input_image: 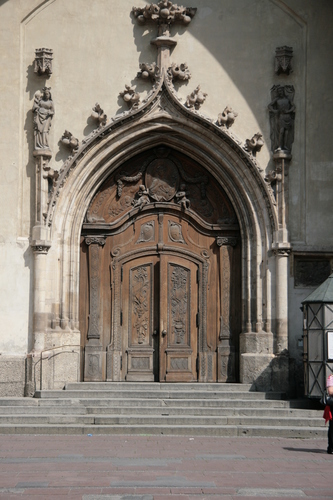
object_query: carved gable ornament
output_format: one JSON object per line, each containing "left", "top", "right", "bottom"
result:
{"left": 42, "top": 1, "right": 276, "bottom": 234}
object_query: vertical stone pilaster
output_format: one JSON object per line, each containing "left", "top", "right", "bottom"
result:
{"left": 216, "top": 237, "right": 237, "bottom": 382}
{"left": 84, "top": 236, "right": 106, "bottom": 381}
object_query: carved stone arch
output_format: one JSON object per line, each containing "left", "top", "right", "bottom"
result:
{"left": 32, "top": 87, "right": 287, "bottom": 389}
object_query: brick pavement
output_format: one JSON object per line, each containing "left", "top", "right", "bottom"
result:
{"left": 0, "top": 434, "right": 331, "bottom": 499}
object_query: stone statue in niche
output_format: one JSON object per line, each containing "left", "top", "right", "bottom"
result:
{"left": 133, "top": 185, "right": 150, "bottom": 209}
{"left": 185, "top": 85, "right": 207, "bottom": 110}
{"left": 268, "top": 85, "right": 295, "bottom": 153}
{"left": 32, "top": 87, "right": 54, "bottom": 150}
{"left": 175, "top": 183, "right": 190, "bottom": 209}
{"left": 216, "top": 106, "right": 238, "bottom": 129}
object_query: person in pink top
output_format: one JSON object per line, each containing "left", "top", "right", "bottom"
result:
{"left": 326, "top": 375, "right": 333, "bottom": 454}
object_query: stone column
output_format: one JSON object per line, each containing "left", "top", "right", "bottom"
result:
{"left": 217, "top": 237, "right": 236, "bottom": 382}
{"left": 84, "top": 236, "right": 106, "bottom": 381}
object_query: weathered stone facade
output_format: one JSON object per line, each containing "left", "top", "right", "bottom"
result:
{"left": 0, "top": 0, "right": 332, "bottom": 396}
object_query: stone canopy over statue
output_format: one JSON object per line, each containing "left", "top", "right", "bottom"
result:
{"left": 268, "top": 85, "right": 295, "bottom": 153}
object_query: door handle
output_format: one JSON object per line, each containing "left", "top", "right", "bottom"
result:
{"left": 162, "top": 329, "right": 167, "bottom": 337}
{"left": 153, "top": 329, "right": 158, "bottom": 336}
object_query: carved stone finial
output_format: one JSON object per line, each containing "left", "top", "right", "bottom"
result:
{"left": 132, "top": 1, "right": 197, "bottom": 30}
{"left": 185, "top": 85, "right": 207, "bottom": 110}
{"left": 34, "top": 48, "right": 53, "bottom": 77}
{"left": 245, "top": 133, "right": 264, "bottom": 156}
{"left": 137, "top": 62, "right": 160, "bottom": 82}
{"left": 275, "top": 46, "right": 293, "bottom": 75}
{"left": 167, "top": 62, "right": 191, "bottom": 81}
{"left": 32, "top": 87, "right": 54, "bottom": 152}
{"left": 268, "top": 85, "right": 295, "bottom": 153}
{"left": 216, "top": 106, "right": 238, "bottom": 129}
{"left": 91, "top": 103, "right": 107, "bottom": 126}
{"left": 61, "top": 130, "right": 79, "bottom": 151}
{"left": 119, "top": 85, "right": 141, "bottom": 108}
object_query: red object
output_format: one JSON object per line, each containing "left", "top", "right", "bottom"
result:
{"left": 323, "top": 405, "right": 332, "bottom": 424}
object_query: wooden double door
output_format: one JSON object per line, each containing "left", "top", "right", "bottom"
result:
{"left": 121, "top": 253, "right": 199, "bottom": 382}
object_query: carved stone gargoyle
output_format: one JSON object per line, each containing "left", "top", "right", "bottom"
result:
{"left": 216, "top": 106, "right": 238, "bottom": 129}
{"left": 61, "top": 130, "right": 79, "bottom": 152}
{"left": 185, "top": 85, "right": 207, "bottom": 110}
{"left": 91, "top": 103, "right": 107, "bottom": 126}
{"left": 245, "top": 133, "right": 264, "bottom": 156}
{"left": 119, "top": 85, "right": 141, "bottom": 108}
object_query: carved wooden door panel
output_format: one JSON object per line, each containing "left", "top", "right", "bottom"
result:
{"left": 121, "top": 255, "right": 159, "bottom": 382}
{"left": 159, "top": 254, "right": 198, "bottom": 382}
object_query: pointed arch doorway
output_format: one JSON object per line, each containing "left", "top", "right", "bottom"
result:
{"left": 79, "top": 146, "right": 241, "bottom": 383}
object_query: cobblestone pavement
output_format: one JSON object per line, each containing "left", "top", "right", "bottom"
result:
{"left": 0, "top": 434, "right": 331, "bottom": 499}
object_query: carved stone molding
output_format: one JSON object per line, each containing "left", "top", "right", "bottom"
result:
{"left": 245, "top": 133, "right": 264, "bottom": 156}
{"left": 119, "top": 85, "right": 140, "bottom": 109}
{"left": 216, "top": 237, "right": 237, "bottom": 247}
{"left": 216, "top": 106, "right": 238, "bottom": 129}
{"left": 61, "top": 130, "right": 79, "bottom": 152}
{"left": 185, "top": 85, "right": 207, "bottom": 110}
{"left": 268, "top": 85, "right": 295, "bottom": 153}
{"left": 34, "top": 48, "right": 53, "bottom": 77}
{"left": 275, "top": 46, "right": 293, "bottom": 75}
{"left": 31, "top": 242, "right": 51, "bottom": 254}
{"left": 91, "top": 103, "right": 107, "bottom": 126}
{"left": 273, "top": 248, "right": 291, "bottom": 257}
{"left": 85, "top": 236, "right": 106, "bottom": 247}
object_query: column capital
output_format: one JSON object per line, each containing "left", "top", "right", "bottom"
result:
{"left": 85, "top": 236, "right": 106, "bottom": 247}
{"left": 216, "top": 236, "right": 237, "bottom": 247}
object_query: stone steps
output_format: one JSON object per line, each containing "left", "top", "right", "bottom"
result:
{"left": 0, "top": 383, "right": 325, "bottom": 437}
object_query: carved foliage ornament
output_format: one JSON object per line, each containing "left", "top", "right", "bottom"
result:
{"left": 167, "top": 62, "right": 191, "bottom": 82}
{"left": 119, "top": 85, "right": 140, "bottom": 108}
{"left": 91, "top": 103, "right": 107, "bottom": 126}
{"left": 185, "top": 85, "right": 207, "bottom": 110}
{"left": 137, "top": 62, "right": 160, "bottom": 82}
{"left": 132, "top": 1, "right": 196, "bottom": 27}
{"left": 61, "top": 130, "right": 79, "bottom": 151}
{"left": 217, "top": 107, "right": 238, "bottom": 129}
{"left": 245, "top": 133, "right": 264, "bottom": 156}
{"left": 170, "top": 265, "right": 189, "bottom": 345}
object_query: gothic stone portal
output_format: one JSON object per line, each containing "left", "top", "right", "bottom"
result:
{"left": 79, "top": 147, "right": 241, "bottom": 382}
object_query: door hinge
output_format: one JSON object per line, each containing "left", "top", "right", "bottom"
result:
{"left": 196, "top": 312, "right": 199, "bottom": 327}
{"left": 120, "top": 311, "right": 123, "bottom": 325}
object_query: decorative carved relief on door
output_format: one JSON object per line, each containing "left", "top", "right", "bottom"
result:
{"left": 80, "top": 147, "right": 241, "bottom": 383}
